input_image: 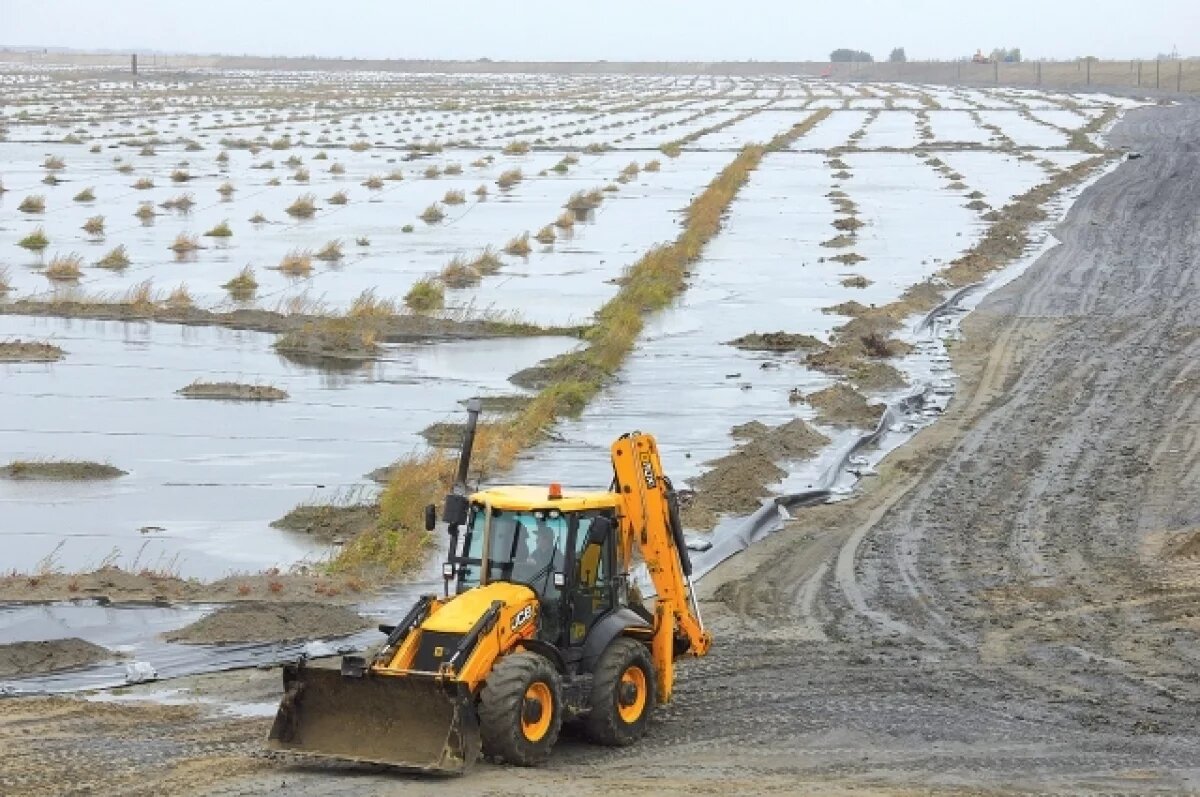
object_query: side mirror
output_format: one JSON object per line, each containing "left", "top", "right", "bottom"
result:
{"left": 586, "top": 516, "right": 613, "bottom": 547}
{"left": 424, "top": 504, "right": 437, "bottom": 532}
{"left": 442, "top": 493, "right": 469, "bottom": 529}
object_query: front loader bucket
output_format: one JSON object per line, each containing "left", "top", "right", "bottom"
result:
{"left": 267, "top": 663, "right": 480, "bottom": 774}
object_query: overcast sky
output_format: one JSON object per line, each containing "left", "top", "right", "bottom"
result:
{"left": 3, "top": 0, "right": 1197, "bottom": 61}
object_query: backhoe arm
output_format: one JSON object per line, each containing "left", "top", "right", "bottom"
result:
{"left": 611, "top": 433, "right": 711, "bottom": 702}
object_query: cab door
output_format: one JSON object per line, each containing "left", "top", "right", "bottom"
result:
{"left": 564, "top": 512, "right": 616, "bottom": 648}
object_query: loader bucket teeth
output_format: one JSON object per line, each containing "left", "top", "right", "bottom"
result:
{"left": 267, "top": 664, "right": 481, "bottom": 774}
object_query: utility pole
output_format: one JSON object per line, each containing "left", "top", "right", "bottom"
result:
{"left": 131, "top": 53, "right": 137, "bottom": 75}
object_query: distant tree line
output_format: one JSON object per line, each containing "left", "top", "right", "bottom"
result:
{"left": 830, "top": 49, "right": 873, "bottom": 63}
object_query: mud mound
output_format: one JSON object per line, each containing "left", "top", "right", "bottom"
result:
{"left": 0, "top": 339, "right": 64, "bottom": 363}
{"left": 177, "top": 381, "right": 288, "bottom": 401}
{"left": 2, "top": 460, "right": 126, "bottom": 480}
{"left": 802, "top": 383, "right": 885, "bottom": 428}
{"left": 420, "top": 421, "right": 467, "bottom": 448}
{"left": 682, "top": 418, "right": 828, "bottom": 531}
{"left": 270, "top": 504, "right": 377, "bottom": 544}
{"left": 165, "top": 602, "right": 370, "bottom": 645}
{"left": 0, "top": 638, "right": 112, "bottom": 678}
{"left": 725, "top": 331, "right": 824, "bottom": 352}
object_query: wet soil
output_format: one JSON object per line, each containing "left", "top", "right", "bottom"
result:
{"left": 270, "top": 504, "right": 377, "bottom": 545}
{"left": 0, "top": 339, "right": 64, "bottom": 362}
{"left": 0, "top": 638, "right": 112, "bottom": 678}
{"left": 177, "top": 381, "right": 289, "bottom": 401}
{"left": 164, "top": 602, "right": 371, "bottom": 645}
{"left": 799, "top": 383, "right": 886, "bottom": 428}
{"left": 724, "top": 331, "right": 825, "bottom": 352}
{"left": 2, "top": 102, "right": 1198, "bottom": 797}
{"left": 0, "top": 567, "right": 368, "bottom": 605}
{"left": 682, "top": 417, "right": 829, "bottom": 530}
{"left": 1, "top": 460, "right": 126, "bottom": 480}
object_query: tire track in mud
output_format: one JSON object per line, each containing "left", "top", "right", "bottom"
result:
{"left": 705, "top": 99, "right": 1200, "bottom": 792}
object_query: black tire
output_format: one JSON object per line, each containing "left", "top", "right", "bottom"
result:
{"left": 478, "top": 651, "right": 563, "bottom": 766}
{"left": 584, "top": 637, "right": 656, "bottom": 746}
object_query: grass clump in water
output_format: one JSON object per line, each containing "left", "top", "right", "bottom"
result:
{"left": 285, "top": 193, "right": 317, "bottom": 218}
{"left": 2, "top": 460, "right": 125, "bottom": 480}
{"left": 222, "top": 265, "right": 258, "bottom": 299}
{"left": 277, "top": 249, "right": 313, "bottom": 276}
{"left": 18, "top": 227, "right": 50, "bottom": 251}
{"left": 73, "top": 187, "right": 95, "bottom": 202}
{"left": 82, "top": 215, "right": 105, "bottom": 237}
{"left": 18, "top": 195, "right": 45, "bottom": 213}
{"left": 315, "top": 240, "right": 344, "bottom": 262}
{"left": 420, "top": 203, "right": 446, "bottom": 223}
{"left": 204, "top": 220, "right": 233, "bottom": 238}
{"left": 96, "top": 244, "right": 131, "bottom": 270}
{"left": 504, "top": 232, "right": 531, "bottom": 256}
{"left": 404, "top": 278, "right": 444, "bottom": 313}
{"left": 44, "top": 253, "right": 84, "bottom": 282}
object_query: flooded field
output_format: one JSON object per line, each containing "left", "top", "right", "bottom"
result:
{"left": 0, "top": 66, "right": 1142, "bottom": 580}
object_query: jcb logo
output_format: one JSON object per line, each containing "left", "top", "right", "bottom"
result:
{"left": 639, "top": 453, "right": 657, "bottom": 489}
{"left": 511, "top": 604, "right": 535, "bottom": 632}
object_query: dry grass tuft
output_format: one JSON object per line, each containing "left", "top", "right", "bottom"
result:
{"left": 443, "top": 189, "right": 466, "bottom": 205}
{"left": 404, "top": 278, "right": 444, "bottom": 313}
{"left": 133, "top": 177, "right": 154, "bottom": 190}
{"left": 165, "top": 284, "right": 194, "bottom": 309}
{"left": 217, "top": 181, "right": 235, "bottom": 197}
{"left": 363, "top": 175, "right": 384, "bottom": 189}
{"left": 348, "top": 288, "right": 398, "bottom": 319}
{"left": 96, "top": 244, "right": 131, "bottom": 270}
{"left": 439, "top": 256, "right": 482, "bottom": 288}
{"left": 277, "top": 249, "right": 313, "bottom": 276}
{"left": 45, "top": 252, "right": 84, "bottom": 281}
{"left": 161, "top": 193, "right": 195, "bottom": 212}
{"left": 73, "top": 187, "right": 95, "bottom": 202}
{"left": 553, "top": 211, "right": 576, "bottom": 230}
{"left": 315, "top": 240, "right": 344, "bottom": 261}
{"left": 503, "top": 140, "right": 531, "bottom": 155}
{"left": 17, "top": 226, "right": 49, "bottom": 251}
{"left": 222, "top": 265, "right": 258, "bottom": 299}
{"left": 504, "top": 232, "right": 532, "bottom": 257}
{"left": 169, "top": 233, "right": 201, "bottom": 254}
{"left": 328, "top": 189, "right": 349, "bottom": 205}
{"left": 82, "top": 215, "right": 105, "bottom": 237}
{"left": 496, "top": 168, "right": 523, "bottom": 189}
{"left": 420, "top": 203, "right": 446, "bottom": 224}
{"left": 535, "top": 225, "right": 556, "bottom": 244}
{"left": 201, "top": 220, "right": 231, "bottom": 238}
{"left": 18, "top": 195, "right": 45, "bottom": 213}
{"left": 285, "top": 193, "right": 317, "bottom": 218}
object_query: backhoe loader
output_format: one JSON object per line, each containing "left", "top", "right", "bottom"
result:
{"left": 268, "top": 399, "right": 711, "bottom": 772}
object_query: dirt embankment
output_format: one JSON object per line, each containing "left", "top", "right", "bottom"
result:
{"left": 0, "top": 639, "right": 112, "bottom": 678}
{"left": 797, "top": 382, "right": 885, "bottom": 427}
{"left": 0, "top": 566, "right": 370, "bottom": 605}
{"left": 164, "top": 602, "right": 370, "bottom": 644}
{"left": 0, "top": 339, "right": 64, "bottom": 363}
{"left": 682, "top": 417, "right": 829, "bottom": 530}
{"left": 177, "top": 381, "right": 288, "bottom": 401}
{"left": 1, "top": 460, "right": 126, "bottom": 480}
{"left": 270, "top": 503, "right": 377, "bottom": 545}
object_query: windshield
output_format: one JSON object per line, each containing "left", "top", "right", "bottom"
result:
{"left": 458, "top": 506, "right": 569, "bottom": 594}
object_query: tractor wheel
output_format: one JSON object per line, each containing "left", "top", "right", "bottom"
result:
{"left": 584, "top": 637, "right": 656, "bottom": 746}
{"left": 478, "top": 651, "right": 563, "bottom": 766}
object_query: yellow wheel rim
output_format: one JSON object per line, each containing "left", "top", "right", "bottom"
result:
{"left": 617, "top": 665, "right": 647, "bottom": 724}
{"left": 521, "top": 681, "right": 553, "bottom": 742}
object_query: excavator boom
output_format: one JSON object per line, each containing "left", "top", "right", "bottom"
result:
{"left": 611, "top": 433, "right": 711, "bottom": 701}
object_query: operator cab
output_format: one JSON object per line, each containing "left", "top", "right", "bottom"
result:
{"left": 449, "top": 485, "right": 621, "bottom": 649}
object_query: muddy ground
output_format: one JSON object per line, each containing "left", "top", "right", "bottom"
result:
{"left": 165, "top": 602, "right": 370, "bottom": 645}
{"left": 2, "top": 101, "right": 1200, "bottom": 795}
{"left": 0, "top": 638, "right": 112, "bottom": 678}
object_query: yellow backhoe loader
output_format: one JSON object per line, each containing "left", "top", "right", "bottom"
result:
{"left": 268, "top": 399, "right": 711, "bottom": 772}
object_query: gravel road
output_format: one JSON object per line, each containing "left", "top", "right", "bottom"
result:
{"left": 4, "top": 100, "right": 1200, "bottom": 796}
